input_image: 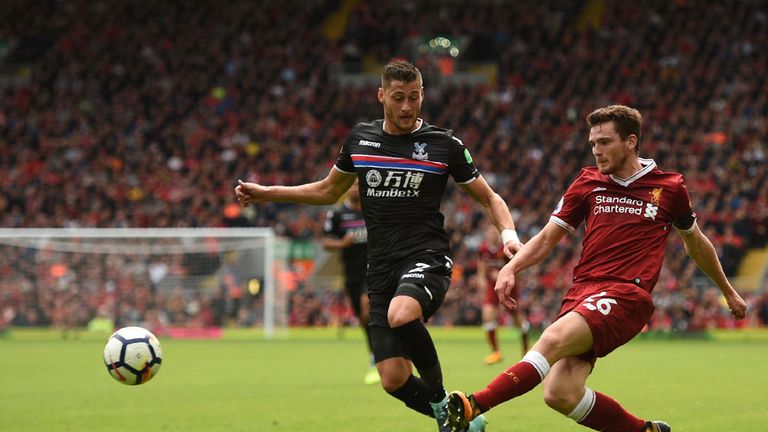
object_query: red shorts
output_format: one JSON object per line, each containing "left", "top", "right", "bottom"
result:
{"left": 558, "top": 282, "right": 654, "bottom": 360}
{"left": 483, "top": 278, "right": 519, "bottom": 306}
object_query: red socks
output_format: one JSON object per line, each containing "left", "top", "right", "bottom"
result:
{"left": 473, "top": 351, "right": 645, "bottom": 432}
{"left": 473, "top": 351, "right": 550, "bottom": 411}
{"left": 575, "top": 390, "right": 645, "bottom": 432}
{"left": 480, "top": 351, "right": 645, "bottom": 432}
{"left": 486, "top": 328, "right": 499, "bottom": 352}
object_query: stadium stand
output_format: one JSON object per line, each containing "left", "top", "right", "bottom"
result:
{"left": 0, "top": 0, "right": 766, "bottom": 331}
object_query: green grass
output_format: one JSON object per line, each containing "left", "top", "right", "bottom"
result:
{"left": 1, "top": 327, "right": 767, "bottom": 431}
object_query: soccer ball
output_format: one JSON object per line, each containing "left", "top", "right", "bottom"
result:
{"left": 103, "top": 326, "right": 163, "bottom": 385}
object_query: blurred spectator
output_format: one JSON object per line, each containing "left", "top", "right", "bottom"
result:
{"left": 0, "top": 0, "right": 766, "bottom": 330}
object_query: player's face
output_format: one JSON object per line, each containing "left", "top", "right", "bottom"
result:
{"left": 378, "top": 79, "right": 423, "bottom": 135}
{"left": 588, "top": 121, "right": 636, "bottom": 175}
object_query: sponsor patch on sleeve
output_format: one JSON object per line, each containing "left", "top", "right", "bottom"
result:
{"left": 464, "top": 148, "right": 473, "bottom": 164}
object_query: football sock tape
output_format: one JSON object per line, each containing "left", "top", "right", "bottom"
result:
{"left": 521, "top": 350, "right": 550, "bottom": 379}
{"left": 567, "top": 387, "right": 596, "bottom": 422}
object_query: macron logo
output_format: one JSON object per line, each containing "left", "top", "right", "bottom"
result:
{"left": 359, "top": 140, "right": 381, "bottom": 148}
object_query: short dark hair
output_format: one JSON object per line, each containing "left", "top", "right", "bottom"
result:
{"left": 587, "top": 105, "right": 642, "bottom": 150}
{"left": 381, "top": 59, "right": 422, "bottom": 88}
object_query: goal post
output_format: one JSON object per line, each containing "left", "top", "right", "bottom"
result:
{"left": 0, "top": 228, "right": 283, "bottom": 338}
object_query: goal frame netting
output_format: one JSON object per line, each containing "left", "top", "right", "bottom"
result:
{"left": 0, "top": 228, "right": 279, "bottom": 337}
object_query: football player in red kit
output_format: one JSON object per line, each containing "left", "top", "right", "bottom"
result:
{"left": 477, "top": 224, "right": 529, "bottom": 364}
{"left": 444, "top": 105, "right": 747, "bottom": 432}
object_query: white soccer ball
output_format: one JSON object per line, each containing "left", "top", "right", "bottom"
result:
{"left": 103, "top": 326, "right": 163, "bottom": 385}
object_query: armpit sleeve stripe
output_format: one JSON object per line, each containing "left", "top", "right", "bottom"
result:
{"left": 674, "top": 219, "right": 697, "bottom": 235}
{"left": 333, "top": 165, "right": 355, "bottom": 174}
{"left": 550, "top": 216, "right": 575, "bottom": 234}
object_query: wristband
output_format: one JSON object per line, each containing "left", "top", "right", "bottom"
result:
{"left": 501, "top": 229, "right": 519, "bottom": 245}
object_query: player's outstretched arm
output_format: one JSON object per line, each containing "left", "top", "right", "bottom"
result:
{"left": 677, "top": 224, "right": 747, "bottom": 319}
{"left": 322, "top": 232, "right": 355, "bottom": 250}
{"left": 495, "top": 221, "right": 567, "bottom": 310}
{"left": 235, "top": 168, "right": 356, "bottom": 207}
{"left": 461, "top": 176, "right": 523, "bottom": 257}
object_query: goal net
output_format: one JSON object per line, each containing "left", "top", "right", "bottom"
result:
{"left": 0, "top": 228, "right": 284, "bottom": 337}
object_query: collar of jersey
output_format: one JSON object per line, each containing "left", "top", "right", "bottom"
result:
{"left": 382, "top": 118, "right": 423, "bottom": 134}
{"left": 609, "top": 158, "right": 657, "bottom": 187}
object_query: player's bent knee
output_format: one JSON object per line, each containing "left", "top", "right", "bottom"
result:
{"left": 542, "top": 387, "right": 580, "bottom": 415}
{"left": 536, "top": 326, "right": 591, "bottom": 362}
{"left": 534, "top": 330, "right": 568, "bottom": 356}
{"left": 387, "top": 296, "right": 422, "bottom": 328}
{"left": 380, "top": 375, "right": 405, "bottom": 392}
{"left": 387, "top": 311, "right": 410, "bottom": 328}
{"left": 377, "top": 361, "right": 410, "bottom": 392}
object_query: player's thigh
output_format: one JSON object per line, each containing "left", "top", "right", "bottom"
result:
{"left": 366, "top": 266, "right": 398, "bottom": 328}
{"left": 393, "top": 252, "right": 452, "bottom": 321}
{"left": 533, "top": 311, "right": 594, "bottom": 364}
{"left": 481, "top": 303, "right": 498, "bottom": 322}
{"left": 542, "top": 356, "right": 593, "bottom": 413}
{"left": 483, "top": 279, "right": 499, "bottom": 306}
{"left": 566, "top": 283, "right": 654, "bottom": 358}
{"left": 388, "top": 295, "right": 424, "bottom": 326}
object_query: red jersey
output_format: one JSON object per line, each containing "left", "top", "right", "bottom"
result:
{"left": 551, "top": 159, "right": 696, "bottom": 293}
{"left": 478, "top": 241, "right": 506, "bottom": 274}
{"left": 478, "top": 240, "right": 509, "bottom": 305}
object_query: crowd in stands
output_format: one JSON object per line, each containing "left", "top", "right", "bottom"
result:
{"left": 1, "top": 0, "right": 767, "bottom": 333}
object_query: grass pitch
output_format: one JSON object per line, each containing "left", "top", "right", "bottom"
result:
{"left": 1, "top": 327, "right": 766, "bottom": 431}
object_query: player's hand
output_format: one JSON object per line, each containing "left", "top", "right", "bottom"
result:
{"left": 502, "top": 240, "right": 524, "bottom": 259}
{"left": 340, "top": 232, "right": 356, "bottom": 247}
{"left": 235, "top": 179, "right": 266, "bottom": 207}
{"left": 725, "top": 291, "right": 747, "bottom": 319}
{"left": 494, "top": 262, "right": 518, "bottom": 311}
